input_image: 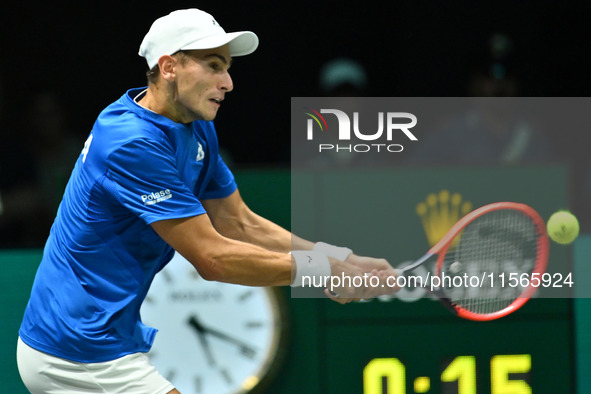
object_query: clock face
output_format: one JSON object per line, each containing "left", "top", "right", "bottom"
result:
{"left": 140, "top": 253, "right": 286, "bottom": 394}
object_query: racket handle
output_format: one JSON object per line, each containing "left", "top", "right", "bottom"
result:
{"left": 399, "top": 253, "right": 433, "bottom": 275}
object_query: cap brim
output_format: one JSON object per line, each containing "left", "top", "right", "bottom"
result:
{"left": 181, "top": 31, "right": 259, "bottom": 56}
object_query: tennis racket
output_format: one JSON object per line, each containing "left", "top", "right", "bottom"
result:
{"left": 399, "top": 202, "right": 549, "bottom": 321}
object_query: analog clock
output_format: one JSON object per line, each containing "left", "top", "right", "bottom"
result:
{"left": 140, "top": 252, "right": 288, "bottom": 394}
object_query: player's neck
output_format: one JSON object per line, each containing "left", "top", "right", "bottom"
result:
{"left": 138, "top": 85, "right": 195, "bottom": 124}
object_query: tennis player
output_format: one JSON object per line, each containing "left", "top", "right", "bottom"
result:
{"left": 16, "top": 8, "right": 397, "bottom": 393}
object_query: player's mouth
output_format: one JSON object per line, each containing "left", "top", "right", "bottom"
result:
{"left": 210, "top": 98, "right": 223, "bottom": 106}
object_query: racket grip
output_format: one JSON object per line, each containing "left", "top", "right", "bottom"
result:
{"left": 399, "top": 253, "right": 433, "bottom": 275}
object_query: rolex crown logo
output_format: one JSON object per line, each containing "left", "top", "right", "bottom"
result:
{"left": 416, "top": 190, "right": 473, "bottom": 247}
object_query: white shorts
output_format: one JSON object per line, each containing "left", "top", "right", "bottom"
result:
{"left": 17, "top": 337, "right": 175, "bottom": 394}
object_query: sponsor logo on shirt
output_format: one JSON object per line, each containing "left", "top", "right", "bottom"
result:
{"left": 196, "top": 142, "right": 205, "bottom": 162}
{"left": 141, "top": 189, "right": 172, "bottom": 205}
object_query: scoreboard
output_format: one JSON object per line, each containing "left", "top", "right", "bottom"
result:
{"left": 323, "top": 298, "right": 571, "bottom": 393}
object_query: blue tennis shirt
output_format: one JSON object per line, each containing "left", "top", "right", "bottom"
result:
{"left": 19, "top": 88, "right": 237, "bottom": 362}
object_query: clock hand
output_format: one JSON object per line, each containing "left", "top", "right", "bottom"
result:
{"left": 187, "top": 315, "right": 217, "bottom": 366}
{"left": 197, "top": 324, "right": 257, "bottom": 359}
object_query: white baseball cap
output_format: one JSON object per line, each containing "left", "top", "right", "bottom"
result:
{"left": 139, "top": 9, "right": 259, "bottom": 69}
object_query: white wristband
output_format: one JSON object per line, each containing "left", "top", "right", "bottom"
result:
{"left": 313, "top": 242, "right": 353, "bottom": 261}
{"left": 290, "top": 250, "right": 331, "bottom": 287}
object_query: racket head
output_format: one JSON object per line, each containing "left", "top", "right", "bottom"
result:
{"left": 430, "top": 202, "right": 549, "bottom": 321}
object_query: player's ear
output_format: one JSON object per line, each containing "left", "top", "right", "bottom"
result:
{"left": 158, "top": 55, "right": 177, "bottom": 81}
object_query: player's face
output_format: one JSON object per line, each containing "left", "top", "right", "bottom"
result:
{"left": 173, "top": 45, "right": 234, "bottom": 122}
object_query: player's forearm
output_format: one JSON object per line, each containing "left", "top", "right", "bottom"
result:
{"left": 210, "top": 204, "right": 356, "bottom": 263}
{"left": 221, "top": 216, "right": 316, "bottom": 253}
{"left": 151, "top": 214, "right": 293, "bottom": 286}
{"left": 291, "top": 233, "right": 315, "bottom": 250}
{"left": 214, "top": 207, "right": 316, "bottom": 252}
{"left": 241, "top": 221, "right": 315, "bottom": 252}
{"left": 228, "top": 211, "right": 291, "bottom": 252}
{"left": 195, "top": 237, "right": 293, "bottom": 286}
{"left": 202, "top": 190, "right": 315, "bottom": 252}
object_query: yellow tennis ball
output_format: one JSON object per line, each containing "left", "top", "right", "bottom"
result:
{"left": 547, "top": 211, "right": 579, "bottom": 244}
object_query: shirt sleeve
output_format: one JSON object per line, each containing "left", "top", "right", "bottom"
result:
{"left": 200, "top": 152, "right": 237, "bottom": 200}
{"left": 105, "top": 137, "right": 206, "bottom": 225}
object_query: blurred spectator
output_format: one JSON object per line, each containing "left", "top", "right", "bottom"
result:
{"left": 292, "top": 57, "right": 400, "bottom": 169}
{"left": 404, "top": 33, "right": 557, "bottom": 166}
{"left": 403, "top": 98, "right": 556, "bottom": 166}
{"left": 0, "top": 90, "right": 83, "bottom": 248}
{"left": 314, "top": 57, "right": 371, "bottom": 167}
{"left": 319, "top": 57, "right": 369, "bottom": 97}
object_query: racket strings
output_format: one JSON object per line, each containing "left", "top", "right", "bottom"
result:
{"left": 441, "top": 209, "right": 540, "bottom": 315}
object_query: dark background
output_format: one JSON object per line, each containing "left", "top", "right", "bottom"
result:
{"left": 1, "top": 1, "right": 591, "bottom": 247}
{"left": 2, "top": 1, "right": 589, "bottom": 159}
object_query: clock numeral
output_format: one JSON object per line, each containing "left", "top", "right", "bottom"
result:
{"left": 162, "top": 270, "right": 174, "bottom": 283}
{"left": 194, "top": 376, "right": 203, "bottom": 393}
{"left": 238, "top": 290, "right": 254, "bottom": 302}
{"left": 220, "top": 367, "right": 234, "bottom": 385}
{"left": 245, "top": 320, "right": 264, "bottom": 329}
{"left": 165, "top": 369, "right": 176, "bottom": 383}
{"left": 190, "top": 269, "right": 201, "bottom": 280}
{"left": 240, "top": 345, "right": 257, "bottom": 360}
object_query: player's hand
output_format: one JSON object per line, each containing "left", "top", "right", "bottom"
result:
{"left": 324, "top": 288, "right": 361, "bottom": 304}
{"left": 325, "top": 257, "right": 399, "bottom": 304}
{"left": 347, "top": 254, "right": 400, "bottom": 296}
{"left": 346, "top": 254, "right": 394, "bottom": 274}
